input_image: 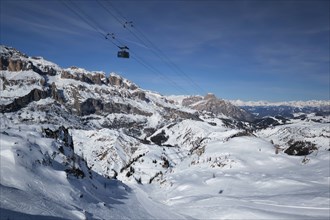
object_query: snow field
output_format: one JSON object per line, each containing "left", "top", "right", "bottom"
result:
{"left": 1, "top": 125, "right": 184, "bottom": 219}
{"left": 1, "top": 118, "right": 329, "bottom": 219}
{"left": 68, "top": 117, "right": 329, "bottom": 219}
{"left": 143, "top": 135, "right": 330, "bottom": 219}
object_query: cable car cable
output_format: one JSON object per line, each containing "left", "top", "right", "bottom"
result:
{"left": 106, "top": 34, "right": 188, "bottom": 94}
{"left": 62, "top": 0, "right": 128, "bottom": 58}
{"left": 95, "top": 0, "right": 126, "bottom": 27}
{"left": 102, "top": 1, "right": 205, "bottom": 95}
{"left": 131, "top": 24, "right": 207, "bottom": 95}
{"left": 64, "top": 0, "right": 188, "bottom": 94}
{"left": 131, "top": 54, "right": 189, "bottom": 95}
{"left": 95, "top": 1, "right": 190, "bottom": 94}
{"left": 61, "top": 0, "right": 106, "bottom": 39}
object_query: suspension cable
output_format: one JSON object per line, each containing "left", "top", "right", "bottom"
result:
{"left": 103, "top": 0, "right": 206, "bottom": 95}
{"left": 60, "top": 0, "right": 105, "bottom": 39}
{"left": 106, "top": 34, "right": 189, "bottom": 94}
{"left": 133, "top": 24, "right": 207, "bottom": 94}
{"left": 63, "top": 0, "right": 190, "bottom": 95}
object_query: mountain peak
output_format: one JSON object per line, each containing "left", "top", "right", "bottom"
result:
{"left": 179, "top": 94, "right": 254, "bottom": 121}
{"left": 0, "top": 45, "right": 60, "bottom": 74}
{"left": 204, "top": 93, "right": 216, "bottom": 100}
{"left": 109, "top": 72, "right": 138, "bottom": 90}
{"left": 0, "top": 45, "right": 28, "bottom": 59}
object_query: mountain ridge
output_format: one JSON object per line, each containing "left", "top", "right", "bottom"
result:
{"left": 0, "top": 45, "right": 252, "bottom": 124}
{"left": 230, "top": 99, "right": 329, "bottom": 108}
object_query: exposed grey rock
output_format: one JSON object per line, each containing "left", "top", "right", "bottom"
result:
{"left": 79, "top": 98, "right": 104, "bottom": 115}
{"left": 252, "top": 117, "right": 281, "bottom": 129}
{"left": 0, "top": 56, "right": 57, "bottom": 75}
{"left": 150, "top": 130, "right": 169, "bottom": 146}
{"left": 108, "top": 74, "right": 138, "bottom": 90}
{"left": 1, "top": 88, "right": 49, "bottom": 113}
{"left": 162, "top": 106, "right": 201, "bottom": 121}
{"left": 109, "top": 74, "right": 123, "bottom": 87}
{"left": 284, "top": 140, "right": 318, "bottom": 156}
{"left": 61, "top": 67, "right": 107, "bottom": 85}
{"left": 131, "top": 90, "right": 148, "bottom": 101}
{"left": 51, "top": 83, "right": 66, "bottom": 104}
{"left": 182, "top": 94, "right": 254, "bottom": 122}
{"left": 182, "top": 96, "right": 202, "bottom": 106}
{"left": 204, "top": 93, "right": 216, "bottom": 100}
{"left": 73, "top": 98, "right": 153, "bottom": 117}
{"left": 43, "top": 126, "right": 73, "bottom": 149}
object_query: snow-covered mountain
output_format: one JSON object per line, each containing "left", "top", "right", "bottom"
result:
{"left": 230, "top": 100, "right": 329, "bottom": 108}
{"left": 169, "top": 93, "right": 255, "bottom": 122}
{"left": 1, "top": 45, "right": 329, "bottom": 219}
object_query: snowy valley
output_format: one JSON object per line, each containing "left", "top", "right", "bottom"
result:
{"left": 0, "top": 45, "right": 329, "bottom": 219}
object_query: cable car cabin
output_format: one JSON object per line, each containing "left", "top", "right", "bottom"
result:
{"left": 117, "top": 50, "right": 129, "bottom": 58}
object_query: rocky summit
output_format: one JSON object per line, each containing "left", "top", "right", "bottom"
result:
{"left": 181, "top": 93, "right": 254, "bottom": 121}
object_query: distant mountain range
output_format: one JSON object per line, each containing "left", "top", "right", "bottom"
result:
{"left": 229, "top": 100, "right": 329, "bottom": 118}
{"left": 230, "top": 100, "right": 329, "bottom": 107}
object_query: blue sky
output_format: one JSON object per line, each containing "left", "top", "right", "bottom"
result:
{"left": 1, "top": 0, "right": 329, "bottom": 101}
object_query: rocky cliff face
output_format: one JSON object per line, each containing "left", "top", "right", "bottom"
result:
{"left": 0, "top": 88, "right": 49, "bottom": 112}
{"left": 1, "top": 46, "right": 253, "bottom": 124}
{"left": 0, "top": 47, "right": 58, "bottom": 75}
{"left": 182, "top": 93, "right": 254, "bottom": 121}
{"left": 108, "top": 73, "right": 138, "bottom": 90}
{"left": 61, "top": 66, "right": 108, "bottom": 85}
{"left": 0, "top": 45, "right": 255, "bottom": 140}
{"left": 0, "top": 46, "right": 255, "bottom": 125}
{"left": 0, "top": 45, "right": 210, "bottom": 134}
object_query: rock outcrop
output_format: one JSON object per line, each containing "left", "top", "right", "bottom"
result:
{"left": 108, "top": 74, "right": 138, "bottom": 90}
{"left": 284, "top": 140, "right": 318, "bottom": 156}
{"left": 1, "top": 88, "right": 49, "bottom": 113}
{"left": 182, "top": 94, "right": 254, "bottom": 121}
{"left": 0, "top": 46, "right": 58, "bottom": 75}
{"left": 61, "top": 67, "right": 107, "bottom": 85}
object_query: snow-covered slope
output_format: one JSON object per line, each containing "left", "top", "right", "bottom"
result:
{"left": 0, "top": 124, "right": 184, "bottom": 219}
{"left": 152, "top": 137, "right": 329, "bottom": 219}
{"left": 1, "top": 115, "right": 329, "bottom": 219}
{"left": 1, "top": 45, "right": 329, "bottom": 219}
